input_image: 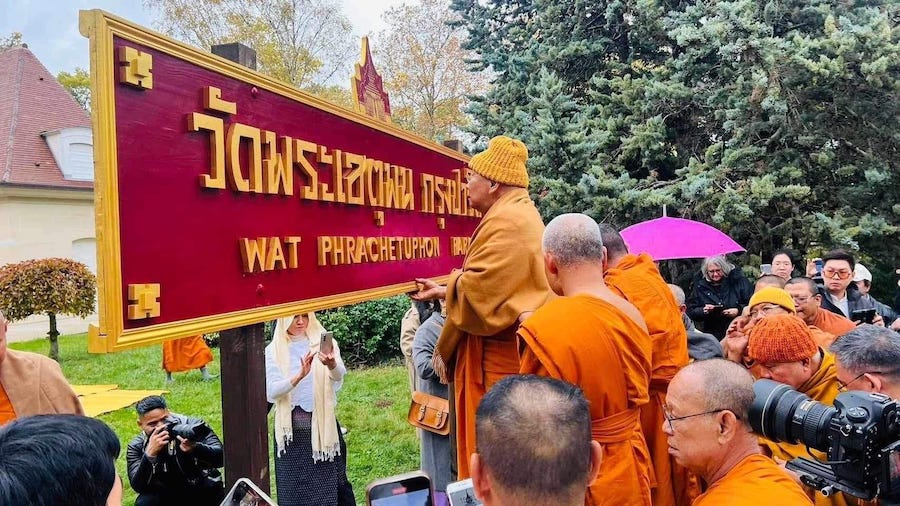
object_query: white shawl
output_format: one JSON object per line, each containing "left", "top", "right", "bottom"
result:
{"left": 271, "top": 313, "right": 341, "bottom": 461}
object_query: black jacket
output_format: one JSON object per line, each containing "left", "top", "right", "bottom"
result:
{"left": 126, "top": 414, "right": 224, "bottom": 496}
{"left": 817, "top": 282, "right": 892, "bottom": 323}
{"left": 687, "top": 268, "right": 753, "bottom": 339}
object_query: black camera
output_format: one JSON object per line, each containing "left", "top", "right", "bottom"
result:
{"left": 164, "top": 417, "right": 212, "bottom": 442}
{"left": 750, "top": 379, "right": 900, "bottom": 502}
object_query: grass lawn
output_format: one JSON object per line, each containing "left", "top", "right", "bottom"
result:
{"left": 10, "top": 334, "right": 419, "bottom": 506}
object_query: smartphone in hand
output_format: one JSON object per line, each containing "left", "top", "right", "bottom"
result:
{"left": 366, "top": 471, "right": 433, "bottom": 506}
{"left": 447, "top": 479, "right": 482, "bottom": 506}
{"left": 320, "top": 331, "right": 334, "bottom": 355}
{"left": 851, "top": 308, "right": 877, "bottom": 325}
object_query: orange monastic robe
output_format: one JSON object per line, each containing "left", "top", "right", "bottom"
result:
{"left": 433, "top": 188, "right": 552, "bottom": 479}
{"left": 605, "top": 253, "right": 695, "bottom": 506}
{"left": 519, "top": 294, "right": 654, "bottom": 506}
{"left": 812, "top": 309, "right": 857, "bottom": 339}
{"left": 0, "top": 383, "right": 16, "bottom": 426}
{"left": 162, "top": 335, "right": 214, "bottom": 373}
{"left": 759, "top": 351, "right": 847, "bottom": 506}
{"left": 693, "top": 454, "right": 812, "bottom": 505}
{"left": 808, "top": 325, "right": 837, "bottom": 349}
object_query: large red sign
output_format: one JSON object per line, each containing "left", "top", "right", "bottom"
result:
{"left": 81, "top": 11, "right": 477, "bottom": 352}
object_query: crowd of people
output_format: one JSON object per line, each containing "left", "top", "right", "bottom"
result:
{"left": 403, "top": 135, "right": 900, "bottom": 506}
{"left": 0, "top": 133, "right": 898, "bottom": 506}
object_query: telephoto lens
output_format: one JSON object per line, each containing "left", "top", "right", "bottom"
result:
{"left": 749, "top": 379, "right": 836, "bottom": 451}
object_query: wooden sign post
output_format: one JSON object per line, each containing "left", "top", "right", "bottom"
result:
{"left": 209, "top": 42, "right": 269, "bottom": 493}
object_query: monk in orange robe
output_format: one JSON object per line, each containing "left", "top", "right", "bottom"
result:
{"left": 412, "top": 136, "right": 551, "bottom": 479}
{"left": 518, "top": 214, "right": 653, "bottom": 506}
{"left": 600, "top": 225, "right": 694, "bottom": 506}
{"left": 162, "top": 335, "right": 214, "bottom": 382}
{"left": 786, "top": 277, "right": 857, "bottom": 338}
{"left": 747, "top": 314, "right": 848, "bottom": 506}
{"left": 665, "top": 359, "right": 812, "bottom": 506}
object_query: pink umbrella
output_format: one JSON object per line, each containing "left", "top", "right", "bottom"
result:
{"left": 620, "top": 213, "right": 745, "bottom": 261}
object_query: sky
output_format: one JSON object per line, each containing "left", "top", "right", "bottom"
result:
{"left": 0, "top": 0, "right": 407, "bottom": 77}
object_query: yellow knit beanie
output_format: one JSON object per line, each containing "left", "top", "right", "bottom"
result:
{"left": 468, "top": 135, "right": 530, "bottom": 188}
{"left": 748, "top": 287, "right": 796, "bottom": 313}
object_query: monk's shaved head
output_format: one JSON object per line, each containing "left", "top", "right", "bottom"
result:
{"left": 598, "top": 223, "right": 628, "bottom": 258}
{"left": 668, "top": 284, "right": 686, "bottom": 306}
{"left": 675, "top": 359, "right": 755, "bottom": 428}
{"left": 543, "top": 214, "right": 605, "bottom": 267}
{"left": 785, "top": 276, "right": 818, "bottom": 296}
{"left": 755, "top": 274, "right": 786, "bottom": 291}
{"left": 476, "top": 375, "right": 593, "bottom": 500}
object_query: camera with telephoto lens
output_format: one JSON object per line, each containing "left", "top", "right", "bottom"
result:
{"left": 750, "top": 379, "right": 900, "bottom": 502}
{"left": 163, "top": 417, "right": 212, "bottom": 442}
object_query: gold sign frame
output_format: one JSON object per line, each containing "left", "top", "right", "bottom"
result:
{"left": 80, "top": 10, "right": 460, "bottom": 352}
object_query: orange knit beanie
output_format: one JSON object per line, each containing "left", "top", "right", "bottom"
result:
{"left": 468, "top": 135, "right": 530, "bottom": 188}
{"left": 748, "top": 314, "right": 817, "bottom": 364}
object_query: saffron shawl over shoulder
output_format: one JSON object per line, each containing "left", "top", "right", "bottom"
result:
{"left": 433, "top": 188, "right": 551, "bottom": 369}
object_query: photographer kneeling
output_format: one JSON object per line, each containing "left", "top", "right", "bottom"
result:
{"left": 127, "top": 395, "right": 225, "bottom": 506}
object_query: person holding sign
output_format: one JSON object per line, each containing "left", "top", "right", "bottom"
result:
{"left": 264, "top": 313, "right": 354, "bottom": 505}
{"left": 412, "top": 135, "right": 552, "bottom": 479}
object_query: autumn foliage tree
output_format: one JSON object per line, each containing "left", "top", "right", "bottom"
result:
{"left": 57, "top": 67, "right": 91, "bottom": 111}
{"left": 0, "top": 259, "right": 96, "bottom": 361}
{"left": 144, "top": 0, "right": 356, "bottom": 89}
{"left": 374, "top": 0, "right": 488, "bottom": 141}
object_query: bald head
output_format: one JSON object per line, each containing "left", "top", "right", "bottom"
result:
{"left": 755, "top": 274, "right": 786, "bottom": 291}
{"left": 475, "top": 375, "right": 595, "bottom": 503}
{"left": 668, "top": 284, "right": 686, "bottom": 306}
{"left": 543, "top": 214, "right": 605, "bottom": 267}
{"left": 675, "top": 359, "right": 755, "bottom": 428}
{"left": 598, "top": 223, "right": 628, "bottom": 260}
{"left": 785, "top": 276, "right": 818, "bottom": 295}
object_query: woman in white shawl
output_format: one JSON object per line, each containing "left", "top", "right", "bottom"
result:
{"left": 265, "top": 313, "right": 355, "bottom": 505}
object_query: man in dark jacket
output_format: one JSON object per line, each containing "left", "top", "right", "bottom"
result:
{"left": 816, "top": 249, "right": 882, "bottom": 325}
{"left": 127, "top": 395, "right": 224, "bottom": 506}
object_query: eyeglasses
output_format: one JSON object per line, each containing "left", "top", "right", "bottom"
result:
{"left": 790, "top": 294, "right": 819, "bottom": 305}
{"left": 749, "top": 304, "right": 784, "bottom": 319}
{"left": 707, "top": 268, "right": 724, "bottom": 275}
{"left": 823, "top": 268, "right": 852, "bottom": 280}
{"left": 836, "top": 371, "right": 881, "bottom": 392}
{"left": 662, "top": 404, "right": 738, "bottom": 432}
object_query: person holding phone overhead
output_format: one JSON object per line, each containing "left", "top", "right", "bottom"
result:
{"left": 264, "top": 313, "right": 354, "bottom": 506}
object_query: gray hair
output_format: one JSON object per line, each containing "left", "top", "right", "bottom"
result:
{"left": 668, "top": 284, "right": 686, "bottom": 305}
{"left": 700, "top": 255, "right": 734, "bottom": 282}
{"left": 682, "top": 359, "right": 755, "bottom": 428}
{"left": 829, "top": 325, "right": 900, "bottom": 377}
{"left": 542, "top": 213, "right": 605, "bottom": 267}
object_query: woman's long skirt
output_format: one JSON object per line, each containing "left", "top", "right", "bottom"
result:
{"left": 274, "top": 407, "right": 355, "bottom": 506}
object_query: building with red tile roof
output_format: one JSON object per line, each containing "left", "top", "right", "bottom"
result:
{"left": 0, "top": 44, "right": 98, "bottom": 341}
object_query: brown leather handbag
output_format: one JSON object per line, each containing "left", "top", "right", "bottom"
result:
{"left": 407, "top": 391, "right": 451, "bottom": 436}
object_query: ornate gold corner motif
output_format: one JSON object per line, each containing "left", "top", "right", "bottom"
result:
{"left": 373, "top": 210, "right": 385, "bottom": 227}
{"left": 127, "top": 283, "right": 161, "bottom": 319}
{"left": 118, "top": 46, "right": 153, "bottom": 89}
